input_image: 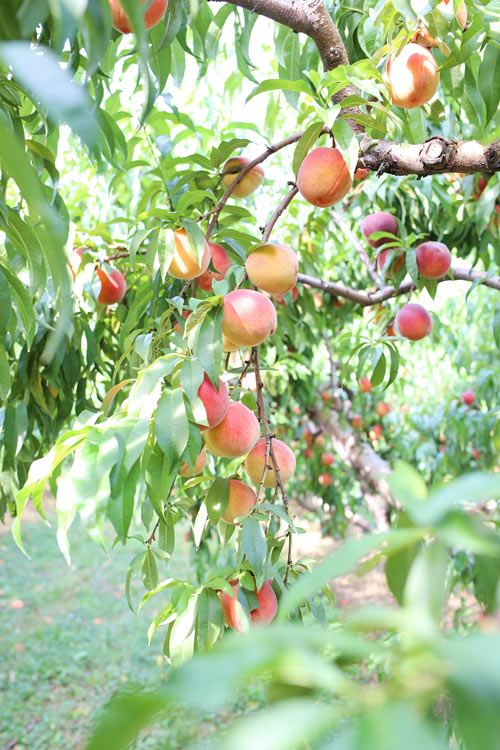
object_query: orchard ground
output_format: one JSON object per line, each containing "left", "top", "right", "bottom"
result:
{"left": 1, "top": 496, "right": 480, "bottom": 749}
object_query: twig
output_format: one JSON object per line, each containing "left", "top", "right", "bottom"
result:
{"left": 331, "top": 209, "right": 382, "bottom": 287}
{"left": 261, "top": 185, "right": 299, "bottom": 242}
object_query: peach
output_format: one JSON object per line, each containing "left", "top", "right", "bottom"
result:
{"left": 221, "top": 479, "right": 257, "bottom": 524}
{"left": 221, "top": 157, "right": 264, "bottom": 198}
{"left": 245, "top": 437, "right": 296, "bottom": 488}
{"left": 472, "top": 448, "right": 480, "bottom": 460}
{"left": 461, "top": 390, "right": 475, "bottom": 405}
{"left": 322, "top": 390, "right": 331, "bottom": 403}
{"left": 203, "top": 401, "right": 260, "bottom": 458}
{"left": 438, "top": 0, "right": 467, "bottom": 29}
{"left": 473, "top": 176, "right": 487, "bottom": 200}
{"left": 97, "top": 266, "right": 127, "bottom": 304}
{"left": 321, "top": 452, "right": 335, "bottom": 466}
{"left": 246, "top": 243, "right": 298, "bottom": 295}
{"left": 173, "top": 310, "right": 189, "bottom": 335}
{"left": 222, "top": 289, "right": 277, "bottom": 348}
{"left": 179, "top": 448, "right": 206, "bottom": 477}
{"left": 354, "top": 168, "right": 369, "bottom": 181}
{"left": 222, "top": 334, "right": 240, "bottom": 352}
{"left": 109, "top": 0, "right": 168, "bottom": 33}
{"left": 198, "top": 242, "right": 232, "bottom": 292}
{"left": 387, "top": 44, "right": 439, "bottom": 109}
{"left": 377, "top": 249, "right": 405, "bottom": 275}
{"left": 352, "top": 415, "right": 364, "bottom": 429}
{"left": 197, "top": 374, "right": 229, "bottom": 430}
{"left": 219, "top": 579, "right": 277, "bottom": 631}
{"left": 304, "top": 448, "right": 313, "bottom": 459}
{"left": 375, "top": 401, "right": 391, "bottom": 417}
{"left": 318, "top": 473, "right": 333, "bottom": 487}
{"left": 370, "top": 424, "right": 383, "bottom": 440}
{"left": 168, "top": 229, "right": 211, "bottom": 280}
{"left": 297, "top": 147, "right": 352, "bottom": 207}
{"left": 361, "top": 211, "right": 399, "bottom": 249}
{"left": 416, "top": 241, "right": 451, "bottom": 278}
{"left": 273, "top": 286, "right": 299, "bottom": 306}
{"left": 313, "top": 434, "right": 325, "bottom": 447}
{"left": 359, "top": 377, "right": 372, "bottom": 393}
{"left": 312, "top": 291, "right": 323, "bottom": 309}
{"left": 395, "top": 303, "right": 433, "bottom": 340}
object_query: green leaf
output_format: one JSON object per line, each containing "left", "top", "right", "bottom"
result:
{"left": 241, "top": 517, "right": 267, "bottom": 577}
{"left": 385, "top": 511, "right": 420, "bottom": 605}
{"left": 155, "top": 388, "right": 189, "bottom": 466}
{"left": 194, "top": 306, "right": 224, "bottom": 385}
{"left": 180, "top": 357, "right": 204, "bottom": 405}
{"left": 493, "top": 303, "right": 500, "bottom": 349}
{"left": 478, "top": 44, "right": 500, "bottom": 124}
{"left": 182, "top": 218, "right": 207, "bottom": 267}
{"left": 292, "top": 121, "right": 325, "bottom": 177}
{"left": 0, "top": 42, "right": 98, "bottom": 148}
{"left": 205, "top": 477, "right": 230, "bottom": 525}
{"left": 246, "top": 78, "right": 313, "bottom": 103}
{"left": 0, "top": 268, "right": 12, "bottom": 334}
{"left": 197, "top": 588, "right": 225, "bottom": 649}
{"left": 168, "top": 593, "right": 198, "bottom": 666}
{"left": 0, "top": 344, "right": 10, "bottom": 399}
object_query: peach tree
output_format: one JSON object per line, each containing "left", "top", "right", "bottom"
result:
{"left": 1, "top": 0, "right": 500, "bottom": 745}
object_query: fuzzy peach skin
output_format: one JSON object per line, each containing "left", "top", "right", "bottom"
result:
{"left": 219, "top": 579, "right": 278, "bottom": 631}
{"left": 97, "top": 266, "right": 127, "bottom": 304}
{"left": 222, "top": 333, "right": 240, "bottom": 352}
{"left": 203, "top": 401, "right": 260, "bottom": 458}
{"left": 179, "top": 448, "right": 206, "bottom": 477}
{"left": 361, "top": 211, "right": 399, "bottom": 248}
{"left": 245, "top": 243, "right": 298, "bottom": 295}
{"left": 387, "top": 43, "right": 439, "bottom": 109}
{"left": 416, "top": 241, "right": 451, "bottom": 279}
{"left": 109, "top": 0, "right": 168, "bottom": 33}
{"left": 461, "top": 390, "right": 475, "bottom": 405}
{"left": 222, "top": 289, "right": 277, "bottom": 348}
{"left": 196, "top": 374, "right": 229, "bottom": 430}
{"left": 168, "top": 229, "right": 211, "bottom": 280}
{"left": 297, "top": 147, "right": 352, "bottom": 207}
{"left": 245, "top": 437, "right": 296, "bottom": 488}
{"left": 321, "top": 452, "right": 335, "bottom": 467}
{"left": 221, "top": 479, "right": 257, "bottom": 524}
{"left": 395, "top": 303, "right": 433, "bottom": 341}
{"left": 198, "top": 242, "right": 232, "bottom": 292}
{"left": 221, "top": 157, "right": 265, "bottom": 198}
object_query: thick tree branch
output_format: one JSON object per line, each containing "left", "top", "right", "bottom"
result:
{"left": 298, "top": 266, "right": 500, "bottom": 306}
{"left": 360, "top": 136, "right": 500, "bottom": 176}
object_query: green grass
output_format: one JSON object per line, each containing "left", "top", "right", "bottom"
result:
{"left": 0, "top": 512, "right": 264, "bottom": 749}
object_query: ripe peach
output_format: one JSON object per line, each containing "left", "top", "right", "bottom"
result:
{"left": 387, "top": 43, "right": 439, "bottom": 109}
{"left": 221, "top": 479, "right": 257, "bottom": 524}
{"left": 318, "top": 473, "right": 333, "bottom": 487}
{"left": 314, "top": 434, "right": 326, "bottom": 447}
{"left": 203, "top": 401, "right": 260, "bottom": 458}
{"left": 312, "top": 292, "right": 323, "bottom": 309}
{"left": 197, "top": 374, "right": 229, "bottom": 430}
{"left": 416, "top": 241, "right": 451, "bottom": 279}
{"left": 438, "top": 0, "right": 467, "bottom": 29}
{"left": 297, "top": 147, "right": 352, "bottom": 207}
{"left": 352, "top": 415, "right": 364, "bottom": 429}
{"left": 222, "top": 289, "right": 277, "bottom": 348}
{"left": 375, "top": 401, "right": 391, "bottom": 417}
{"left": 197, "top": 242, "right": 231, "bottom": 292}
{"left": 109, "top": 0, "right": 168, "bottom": 33}
{"left": 97, "top": 266, "right": 127, "bottom": 305}
{"left": 246, "top": 243, "right": 298, "bottom": 295}
{"left": 292, "top": 406, "right": 301, "bottom": 415}
{"left": 361, "top": 211, "right": 399, "bottom": 249}
{"left": 321, "top": 452, "right": 335, "bottom": 466}
{"left": 168, "top": 229, "right": 211, "bottom": 280}
{"left": 359, "top": 377, "right": 372, "bottom": 393}
{"left": 378, "top": 249, "right": 404, "bottom": 275}
{"left": 395, "top": 303, "right": 433, "bottom": 341}
{"left": 472, "top": 448, "right": 480, "bottom": 460}
{"left": 273, "top": 286, "right": 299, "bottom": 306}
{"left": 219, "top": 579, "right": 277, "bottom": 630}
{"left": 354, "top": 168, "right": 369, "bottom": 181}
{"left": 179, "top": 448, "right": 206, "bottom": 477}
{"left": 473, "top": 176, "right": 487, "bottom": 200}
{"left": 304, "top": 448, "right": 313, "bottom": 459}
{"left": 385, "top": 322, "right": 396, "bottom": 337}
{"left": 461, "top": 390, "right": 475, "bottom": 405}
{"left": 370, "top": 424, "right": 383, "bottom": 440}
{"left": 222, "top": 334, "right": 240, "bottom": 352}
{"left": 245, "top": 437, "right": 296, "bottom": 488}
{"left": 322, "top": 390, "right": 331, "bottom": 403}
{"left": 221, "top": 157, "right": 264, "bottom": 198}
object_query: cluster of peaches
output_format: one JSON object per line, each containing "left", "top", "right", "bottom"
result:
{"left": 351, "top": 377, "right": 392, "bottom": 442}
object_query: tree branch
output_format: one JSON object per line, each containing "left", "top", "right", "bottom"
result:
{"left": 298, "top": 266, "right": 500, "bottom": 306}
{"left": 331, "top": 209, "right": 382, "bottom": 287}
{"left": 261, "top": 185, "right": 299, "bottom": 242}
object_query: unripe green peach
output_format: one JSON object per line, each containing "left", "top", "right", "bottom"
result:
{"left": 221, "top": 157, "right": 264, "bottom": 198}
{"left": 245, "top": 437, "right": 296, "bottom": 488}
{"left": 245, "top": 243, "right": 298, "bottom": 295}
{"left": 297, "top": 147, "right": 352, "bottom": 207}
{"left": 203, "top": 401, "right": 260, "bottom": 458}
